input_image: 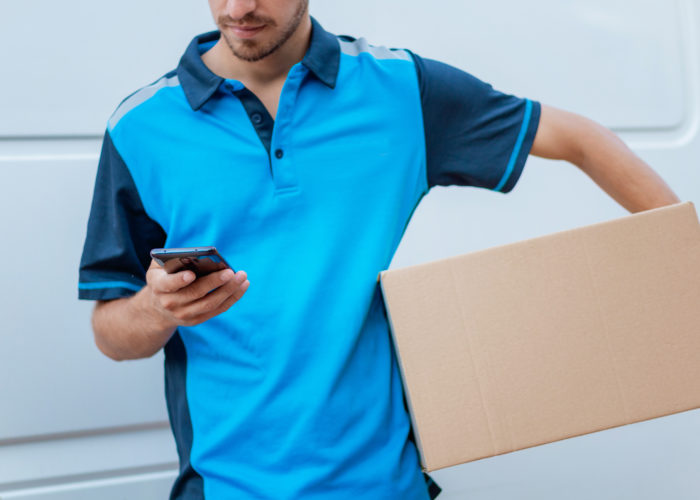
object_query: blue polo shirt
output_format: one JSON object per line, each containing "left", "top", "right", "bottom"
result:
{"left": 79, "top": 18, "right": 540, "bottom": 500}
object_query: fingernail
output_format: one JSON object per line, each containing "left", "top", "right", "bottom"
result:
{"left": 221, "top": 270, "right": 234, "bottom": 282}
{"left": 183, "top": 272, "right": 195, "bottom": 282}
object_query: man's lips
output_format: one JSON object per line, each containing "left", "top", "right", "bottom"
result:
{"left": 227, "top": 24, "right": 266, "bottom": 39}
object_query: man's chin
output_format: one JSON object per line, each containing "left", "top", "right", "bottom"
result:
{"left": 233, "top": 49, "right": 272, "bottom": 62}
{"left": 223, "top": 37, "right": 276, "bottom": 62}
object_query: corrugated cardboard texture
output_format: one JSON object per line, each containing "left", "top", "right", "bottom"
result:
{"left": 380, "top": 202, "right": 700, "bottom": 472}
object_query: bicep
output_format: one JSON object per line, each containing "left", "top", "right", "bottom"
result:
{"left": 531, "top": 104, "right": 591, "bottom": 163}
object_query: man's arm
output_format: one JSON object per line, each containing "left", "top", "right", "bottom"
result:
{"left": 92, "top": 261, "right": 249, "bottom": 361}
{"left": 530, "top": 104, "right": 680, "bottom": 212}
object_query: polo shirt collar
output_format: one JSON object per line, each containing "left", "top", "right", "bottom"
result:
{"left": 177, "top": 17, "right": 340, "bottom": 111}
{"left": 301, "top": 17, "right": 340, "bottom": 89}
{"left": 177, "top": 31, "right": 223, "bottom": 111}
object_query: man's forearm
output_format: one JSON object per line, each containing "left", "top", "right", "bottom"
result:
{"left": 573, "top": 118, "right": 679, "bottom": 212}
{"left": 93, "top": 289, "right": 176, "bottom": 361}
{"left": 91, "top": 262, "right": 249, "bottom": 361}
{"left": 531, "top": 105, "right": 680, "bottom": 212}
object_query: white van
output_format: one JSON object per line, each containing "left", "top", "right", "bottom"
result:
{"left": 1, "top": 1, "right": 698, "bottom": 498}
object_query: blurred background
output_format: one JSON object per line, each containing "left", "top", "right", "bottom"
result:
{"left": 1, "top": 0, "right": 699, "bottom": 498}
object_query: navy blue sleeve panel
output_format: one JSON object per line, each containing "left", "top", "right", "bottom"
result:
{"left": 78, "top": 130, "right": 166, "bottom": 301}
{"left": 410, "top": 52, "right": 541, "bottom": 192}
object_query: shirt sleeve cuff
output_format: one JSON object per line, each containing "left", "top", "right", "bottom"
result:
{"left": 78, "top": 280, "right": 143, "bottom": 301}
{"left": 495, "top": 99, "right": 541, "bottom": 194}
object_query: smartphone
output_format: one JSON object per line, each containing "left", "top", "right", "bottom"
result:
{"left": 150, "top": 246, "right": 235, "bottom": 278}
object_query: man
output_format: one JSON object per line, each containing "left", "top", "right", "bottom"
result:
{"left": 78, "top": 1, "right": 680, "bottom": 498}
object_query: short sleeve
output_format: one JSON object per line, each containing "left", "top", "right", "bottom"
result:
{"left": 410, "top": 52, "right": 541, "bottom": 192}
{"left": 78, "top": 130, "right": 166, "bottom": 301}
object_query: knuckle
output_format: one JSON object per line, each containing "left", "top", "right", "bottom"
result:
{"left": 156, "top": 283, "right": 174, "bottom": 296}
{"left": 173, "top": 310, "right": 190, "bottom": 322}
{"left": 197, "top": 298, "right": 216, "bottom": 313}
{"left": 160, "top": 296, "right": 176, "bottom": 311}
{"left": 190, "top": 288, "right": 210, "bottom": 304}
{"left": 186, "top": 282, "right": 208, "bottom": 300}
{"left": 211, "top": 303, "right": 231, "bottom": 317}
{"left": 204, "top": 274, "right": 223, "bottom": 290}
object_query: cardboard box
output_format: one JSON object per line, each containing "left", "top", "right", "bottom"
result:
{"left": 380, "top": 202, "right": 700, "bottom": 472}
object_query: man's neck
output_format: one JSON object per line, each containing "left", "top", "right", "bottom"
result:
{"left": 202, "top": 16, "right": 312, "bottom": 88}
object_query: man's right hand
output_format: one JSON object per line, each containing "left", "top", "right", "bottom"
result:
{"left": 92, "top": 260, "right": 250, "bottom": 360}
{"left": 145, "top": 259, "right": 250, "bottom": 329}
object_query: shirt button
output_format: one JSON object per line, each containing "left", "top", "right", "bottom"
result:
{"left": 275, "top": 149, "right": 284, "bottom": 159}
{"left": 251, "top": 113, "right": 262, "bottom": 124}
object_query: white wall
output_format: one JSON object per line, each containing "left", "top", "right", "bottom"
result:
{"left": 1, "top": 1, "right": 699, "bottom": 498}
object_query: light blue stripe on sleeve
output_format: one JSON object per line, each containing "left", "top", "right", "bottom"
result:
{"left": 494, "top": 99, "right": 533, "bottom": 192}
{"left": 78, "top": 281, "right": 143, "bottom": 292}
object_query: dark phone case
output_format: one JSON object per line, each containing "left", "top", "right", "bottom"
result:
{"left": 150, "top": 247, "right": 235, "bottom": 277}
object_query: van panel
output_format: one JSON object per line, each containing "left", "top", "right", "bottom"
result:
{"left": 0, "top": 0, "right": 213, "bottom": 137}
{"left": 306, "top": 0, "right": 688, "bottom": 132}
{"left": 0, "top": 1, "right": 687, "bottom": 137}
{"left": 0, "top": 158, "right": 167, "bottom": 439}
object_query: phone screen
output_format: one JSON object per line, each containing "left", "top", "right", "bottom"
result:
{"left": 150, "top": 247, "right": 234, "bottom": 277}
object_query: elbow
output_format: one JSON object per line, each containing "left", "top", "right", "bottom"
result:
{"left": 91, "top": 303, "right": 124, "bottom": 361}
{"left": 91, "top": 303, "right": 157, "bottom": 361}
{"left": 92, "top": 327, "right": 130, "bottom": 361}
{"left": 96, "top": 342, "right": 127, "bottom": 362}
{"left": 90, "top": 298, "right": 169, "bottom": 361}
{"left": 93, "top": 333, "right": 158, "bottom": 361}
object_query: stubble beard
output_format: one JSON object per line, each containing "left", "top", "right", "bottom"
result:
{"left": 219, "top": 0, "right": 309, "bottom": 62}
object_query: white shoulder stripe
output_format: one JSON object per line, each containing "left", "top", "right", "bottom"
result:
{"left": 108, "top": 74, "right": 180, "bottom": 130}
{"left": 338, "top": 38, "right": 411, "bottom": 61}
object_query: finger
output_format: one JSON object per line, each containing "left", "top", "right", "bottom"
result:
{"left": 162, "top": 268, "right": 238, "bottom": 313}
{"left": 204, "top": 273, "right": 249, "bottom": 312}
{"left": 148, "top": 260, "right": 196, "bottom": 294}
{"left": 177, "top": 272, "right": 247, "bottom": 320}
{"left": 179, "top": 268, "right": 237, "bottom": 303}
{"left": 228, "top": 275, "right": 249, "bottom": 303}
{"left": 209, "top": 278, "right": 250, "bottom": 316}
{"left": 187, "top": 279, "right": 250, "bottom": 325}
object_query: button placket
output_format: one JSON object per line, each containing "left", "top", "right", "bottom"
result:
{"left": 229, "top": 83, "right": 275, "bottom": 172}
{"left": 270, "top": 66, "right": 306, "bottom": 193}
